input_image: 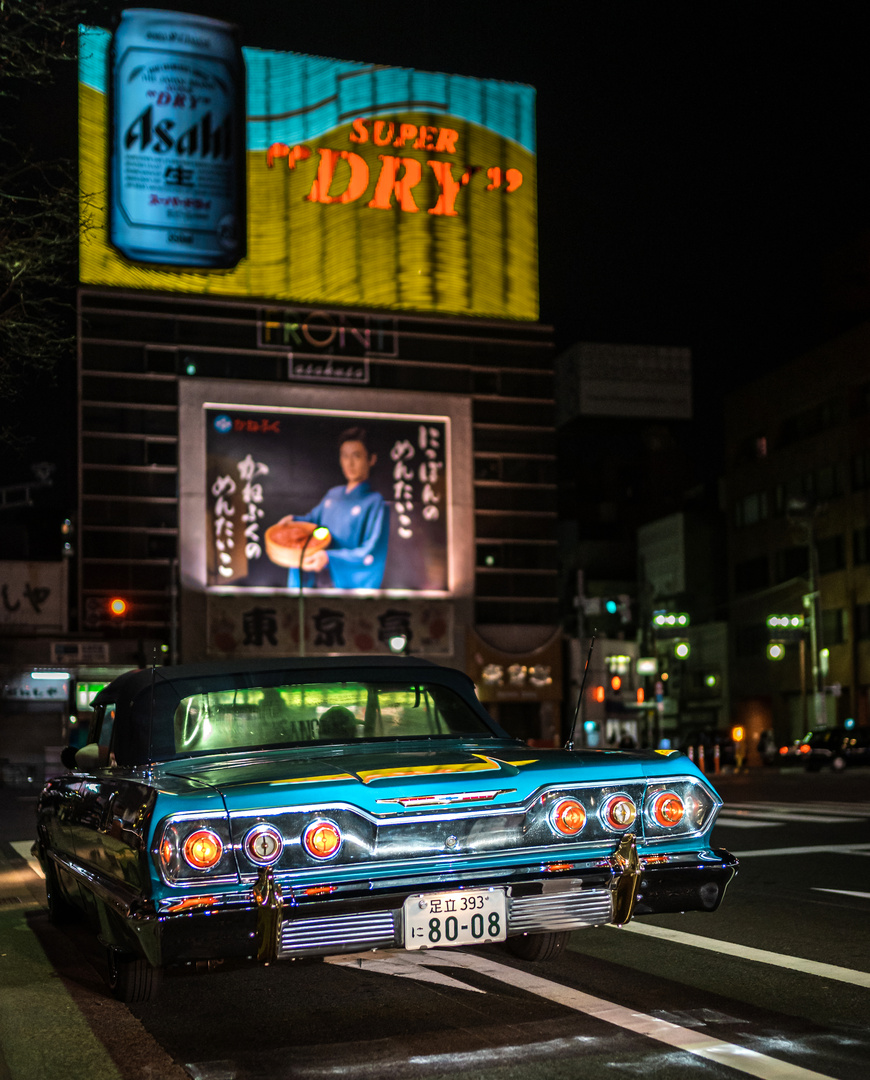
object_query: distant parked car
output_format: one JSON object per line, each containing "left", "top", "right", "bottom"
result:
{"left": 801, "top": 726, "right": 870, "bottom": 771}
{"left": 34, "top": 657, "right": 738, "bottom": 1002}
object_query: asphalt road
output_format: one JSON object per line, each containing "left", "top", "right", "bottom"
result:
{"left": 1, "top": 766, "right": 868, "bottom": 1080}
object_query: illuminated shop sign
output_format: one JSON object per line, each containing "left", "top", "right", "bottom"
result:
{"left": 78, "top": 12, "right": 538, "bottom": 319}
{"left": 258, "top": 308, "right": 400, "bottom": 385}
{"left": 207, "top": 594, "right": 453, "bottom": 657}
{"left": 205, "top": 404, "right": 450, "bottom": 594}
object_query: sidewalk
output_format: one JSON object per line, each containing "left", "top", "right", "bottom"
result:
{"left": 0, "top": 783, "right": 40, "bottom": 846}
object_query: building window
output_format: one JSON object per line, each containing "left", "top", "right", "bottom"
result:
{"left": 854, "top": 526, "right": 870, "bottom": 566}
{"left": 813, "top": 464, "right": 841, "bottom": 501}
{"left": 855, "top": 603, "right": 870, "bottom": 641}
{"left": 775, "top": 546, "right": 809, "bottom": 583}
{"left": 817, "top": 534, "right": 845, "bottom": 575}
{"left": 734, "top": 556, "right": 769, "bottom": 594}
{"left": 735, "top": 491, "right": 768, "bottom": 528}
{"left": 852, "top": 449, "right": 870, "bottom": 491}
{"left": 735, "top": 624, "right": 767, "bottom": 658}
{"left": 821, "top": 608, "right": 847, "bottom": 646}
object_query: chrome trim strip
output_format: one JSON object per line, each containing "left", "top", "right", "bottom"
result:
{"left": 508, "top": 889, "right": 612, "bottom": 931}
{"left": 47, "top": 850, "right": 157, "bottom": 921}
{"left": 278, "top": 910, "right": 396, "bottom": 956}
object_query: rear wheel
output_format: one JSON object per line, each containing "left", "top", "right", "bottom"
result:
{"left": 106, "top": 949, "right": 163, "bottom": 1004}
{"left": 506, "top": 931, "right": 570, "bottom": 961}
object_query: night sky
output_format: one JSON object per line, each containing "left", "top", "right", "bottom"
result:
{"left": 11, "top": 2, "right": 870, "bottom": 480}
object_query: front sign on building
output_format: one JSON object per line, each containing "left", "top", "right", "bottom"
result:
{"left": 79, "top": 13, "right": 539, "bottom": 320}
{"left": 207, "top": 594, "right": 453, "bottom": 658}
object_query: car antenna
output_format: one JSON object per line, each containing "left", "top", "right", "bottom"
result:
{"left": 148, "top": 647, "right": 157, "bottom": 768}
{"left": 565, "top": 632, "right": 596, "bottom": 751}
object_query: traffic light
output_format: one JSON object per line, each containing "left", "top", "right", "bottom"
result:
{"left": 84, "top": 596, "right": 131, "bottom": 628}
{"left": 674, "top": 640, "right": 690, "bottom": 659}
{"left": 766, "top": 614, "right": 804, "bottom": 643}
{"left": 653, "top": 611, "right": 690, "bottom": 630}
{"left": 767, "top": 642, "right": 785, "bottom": 661}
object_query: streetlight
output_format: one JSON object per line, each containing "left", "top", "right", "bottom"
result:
{"left": 297, "top": 527, "right": 330, "bottom": 657}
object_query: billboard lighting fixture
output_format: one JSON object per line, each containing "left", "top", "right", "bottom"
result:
{"left": 31, "top": 671, "right": 71, "bottom": 681}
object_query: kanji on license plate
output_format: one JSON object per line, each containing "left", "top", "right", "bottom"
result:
{"left": 403, "top": 888, "right": 507, "bottom": 950}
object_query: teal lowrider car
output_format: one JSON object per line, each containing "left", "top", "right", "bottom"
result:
{"left": 35, "top": 657, "right": 737, "bottom": 1002}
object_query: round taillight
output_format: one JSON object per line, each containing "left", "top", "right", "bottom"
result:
{"left": 244, "top": 824, "right": 284, "bottom": 866}
{"left": 302, "top": 820, "right": 342, "bottom": 860}
{"left": 648, "top": 791, "right": 684, "bottom": 827}
{"left": 183, "top": 829, "right": 223, "bottom": 870}
{"left": 602, "top": 794, "right": 637, "bottom": 830}
{"left": 799, "top": 744, "right": 811, "bottom": 755}
{"left": 551, "top": 798, "right": 587, "bottom": 836}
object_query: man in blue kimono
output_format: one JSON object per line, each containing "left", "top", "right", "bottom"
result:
{"left": 282, "top": 428, "right": 389, "bottom": 590}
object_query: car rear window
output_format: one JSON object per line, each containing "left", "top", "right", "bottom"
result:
{"left": 171, "top": 681, "right": 494, "bottom": 756}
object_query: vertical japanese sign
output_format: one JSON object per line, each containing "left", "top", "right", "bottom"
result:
{"left": 0, "top": 562, "right": 67, "bottom": 631}
{"left": 205, "top": 406, "right": 450, "bottom": 594}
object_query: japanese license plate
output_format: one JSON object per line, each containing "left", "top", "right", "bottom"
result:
{"left": 403, "top": 888, "right": 507, "bottom": 950}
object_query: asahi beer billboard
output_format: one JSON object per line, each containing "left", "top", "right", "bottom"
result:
{"left": 79, "top": 9, "right": 539, "bottom": 319}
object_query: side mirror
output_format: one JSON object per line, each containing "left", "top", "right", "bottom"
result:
{"left": 60, "top": 746, "right": 79, "bottom": 770}
{"left": 74, "top": 743, "right": 110, "bottom": 770}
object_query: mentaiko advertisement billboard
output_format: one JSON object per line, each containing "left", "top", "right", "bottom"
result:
{"left": 178, "top": 381, "right": 473, "bottom": 660}
{"left": 78, "top": 9, "right": 539, "bottom": 320}
{"left": 178, "top": 380, "right": 474, "bottom": 600}
{"left": 204, "top": 406, "right": 449, "bottom": 593}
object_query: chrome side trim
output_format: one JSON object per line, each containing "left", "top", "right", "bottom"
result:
{"left": 46, "top": 850, "right": 157, "bottom": 921}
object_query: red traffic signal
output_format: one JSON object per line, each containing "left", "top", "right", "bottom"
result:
{"left": 109, "top": 597, "right": 129, "bottom": 617}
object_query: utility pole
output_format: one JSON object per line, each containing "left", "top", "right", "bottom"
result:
{"left": 789, "top": 497, "right": 826, "bottom": 727}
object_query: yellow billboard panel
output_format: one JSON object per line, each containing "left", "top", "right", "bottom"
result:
{"left": 79, "top": 17, "right": 538, "bottom": 319}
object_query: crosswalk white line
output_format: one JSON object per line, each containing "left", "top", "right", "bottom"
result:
{"left": 720, "top": 809, "right": 858, "bottom": 824}
{"left": 731, "top": 801, "right": 870, "bottom": 819}
{"left": 715, "top": 817, "right": 783, "bottom": 829}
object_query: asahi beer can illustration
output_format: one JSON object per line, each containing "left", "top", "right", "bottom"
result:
{"left": 110, "top": 8, "right": 246, "bottom": 268}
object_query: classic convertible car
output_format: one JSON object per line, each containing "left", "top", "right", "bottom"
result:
{"left": 35, "top": 657, "right": 737, "bottom": 1002}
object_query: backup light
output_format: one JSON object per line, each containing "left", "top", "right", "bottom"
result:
{"left": 244, "top": 824, "right": 284, "bottom": 866}
{"left": 602, "top": 795, "right": 637, "bottom": 830}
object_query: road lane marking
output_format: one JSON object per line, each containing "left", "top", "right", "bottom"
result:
{"left": 736, "top": 843, "right": 870, "bottom": 858}
{"left": 721, "top": 809, "right": 858, "bottom": 824}
{"left": 716, "top": 817, "right": 783, "bottom": 829}
{"left": 811, "top": 888, "right": 870, "bottom": 900}
{"left": 330, "top": 949, "right": 842, "bottom": 1080}
{"left": 614, "top": 923, "right": 870, "bottom": 987}
{"left": 734, "top": 801, "right": 870, "bottom": 818}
